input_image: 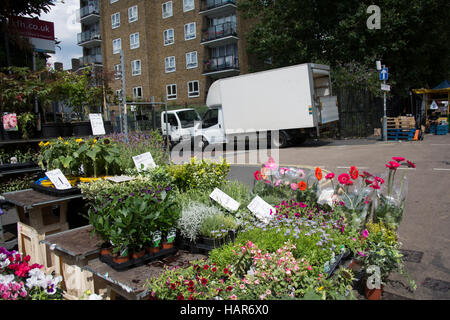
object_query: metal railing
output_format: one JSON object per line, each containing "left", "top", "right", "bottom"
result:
{"left": 202, "top": 22, "right": 237, "bottom": 42}
{"left": 201, "top": 0, "right": 236, "bottom": 11}
{"left": 204, "top": 55, "right": 239, "bottom": 73}
{"left": 77, "top": 30, "right": 101, "bottom": 44}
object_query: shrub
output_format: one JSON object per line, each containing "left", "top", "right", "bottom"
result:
{"left": 177, "top": 202, "right": 222, "bottom": 242}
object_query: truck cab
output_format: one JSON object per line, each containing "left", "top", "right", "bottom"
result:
{"left": 161, "top": 108, "right": 202, "bottom": 145}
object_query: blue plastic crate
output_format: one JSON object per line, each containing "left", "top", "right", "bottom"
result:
{"left": 435, "top": 124, "right": 448, "bottom": 135}
{"left": 387, "top": 128, "right": 415, "bottom": 141}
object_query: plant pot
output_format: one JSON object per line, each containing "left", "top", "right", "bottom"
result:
{"left": 364, "top": 283, "right": 384, "bottom": 300}
{"left": 146, "top": 246, "right": 160, "bottom": 254}
{"left": 71, "top": 121, "right": 92, "bottom": 137}
{"left": 202, "top": 237, "right": 223, "bottom": 248}
{"left": 113, "top": 255, "right": 130, "bottom": 264}
{"left": 161, "top": 242, "right": 174, "bottom": 250}
{"left": 100, "top": 242, "right": 112, "bottom": 256}
{"left": 41, "top": 123, "right": 62, "bottom": 138}
{"left": 131, "top": 249, "right": 146, "bottom": 259}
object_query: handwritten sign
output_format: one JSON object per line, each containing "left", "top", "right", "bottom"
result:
{"left": 45, "top": 169, "right": 72, "bottom": 190}
{"left": 106, "top": 175, "right": 136, "bottom": 183}
{"left": 89, "top": 113, "right": 106, "bottom": 135}
{"left": 210, "top": 188, "right": 240, "bottom": 212}
{"left": 132, "top": 152, "right": 157, "bottom": 172}
{"left": 247, "top": 196, "right": 275, "bottom": 224}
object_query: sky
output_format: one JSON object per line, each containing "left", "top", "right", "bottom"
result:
{"left": 37, "top": 0, "right": 82, "bottom": 70}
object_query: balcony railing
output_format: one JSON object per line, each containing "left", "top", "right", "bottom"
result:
{"left": 202, "top": 22, "right": 237, "bottom": 43}
{"left": 76, "top": 2, "right": 100, "bottom": 23}
{"left": 201, "top": 0, "right": 236, "bottom": 11}
{"left": 79, "top": 54, "right": 102, "bottom": 65}
{"left": 204, "top": 55, "right": 239, "bottom": 73}
{"left": 77, "top": 30, "right": 101, "bottom": 45}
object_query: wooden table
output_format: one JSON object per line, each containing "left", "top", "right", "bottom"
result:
{"left": 2, "top": 189, "right": 82, "bottom": 235}
{"left": 40, "top": 225, "right": 106, "bottom": 299}
{"left": 83, "top": 250, "right": 207, "bottom": 300}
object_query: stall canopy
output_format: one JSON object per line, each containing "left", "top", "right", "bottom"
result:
{"left": 433, "top": 80, "right": 450, "bottom": 90}
{"left": 412, "top": 81, "right": 450, "bottom": 125}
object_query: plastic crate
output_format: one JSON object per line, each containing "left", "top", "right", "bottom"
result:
{"left": 436, "top": 124, "right": 448, "bottom": 135}
{"left": 387, "top": 129, "right": 415, "bottom": 141}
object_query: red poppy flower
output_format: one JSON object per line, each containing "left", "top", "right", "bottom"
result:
{"left": 386, "top": 161, "right": 400, "bottom": 170}
{"left": 297, "top": 181, "right": 307, "bottom": 191}
{"left": 211, "top": 267, "right": 217, "bottom": 272}
{"left": 204, "top": 264, "right": 209, "bottom": 270}
{"left": 315, "top": 167, "right": 323, "bottom": 181}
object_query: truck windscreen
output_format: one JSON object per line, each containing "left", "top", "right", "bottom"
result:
{"left": 177, "top": 110, "right": 201, "bottom": 128}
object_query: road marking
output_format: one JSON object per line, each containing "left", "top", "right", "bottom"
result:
{"left": 398, "top": 167, "right": 416, "bottom": 170}
{"left": 336, "top": 166, "right": 370, "bottom": 170}
{"left": 431, "top": 144, "right": 450, "bottom": 146}
{"left": 433, "top": 168, "right": 450, "bottom": 171}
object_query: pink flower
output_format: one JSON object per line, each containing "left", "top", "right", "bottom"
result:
{"left": 338, "top": 173, "right": 350, "bottom": 185}
{"left": 374, "top": 176, "right": 385, "bottom": 184}
{"left": 264, "top": 157, "right": 278, "bottom": 170}
{"left": 385, "top": 161, "right": 400, "bottom": 170}
{"left": 230, "top": 294, "right": 238, "bottom": 300}
{"left": 307, "top": 265, "right": 312, "bottom": 271}
{"left": 406, "top": 160, "right": 416, "bottom": 168}
{"left": 279, "top": 167, "right": 290, "bottom": 175}
{"left": 362, "top": 229, "right": 369, "bottom": 238}
{"left": 392, "top": 157, "right": 405, "bottom": 162}
{"left": 325, "top": 173, "right": 335, "bottom": 180}
{"left": 274, "top": 179, "right": 282, "bottom": 187}
{"left": 290, "top": 183, "right": 298, "bottom": 190}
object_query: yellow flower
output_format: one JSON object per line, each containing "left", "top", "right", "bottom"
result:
{"left": 38, "top": 141, "right": 44, "bottom": 147}
{"left": 76, "top": 138, "right": 83, "bottom": 143}
{"left": 58, "top": 136, "right": 63, "bottom": 141}
{"left": 65, "top": 141, "right": 69, "bottom": 145}
{"left": 318, "top": 286, "right": 324, "bottom": 291}
{"left": 44, "top": 142, "right": 50, "bottom": 147}
{"left": 93, "top": 139, "right": 97, "bottom": 144}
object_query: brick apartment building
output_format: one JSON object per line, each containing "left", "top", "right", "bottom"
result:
{"left": 77, "top": 0, "right": 251, "bottom": 108}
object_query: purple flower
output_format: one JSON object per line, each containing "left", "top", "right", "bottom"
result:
{"left": 362, "top": 229, "right": 369, "bottom": 239}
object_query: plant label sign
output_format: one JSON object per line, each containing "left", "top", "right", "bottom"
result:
{"left": 45, "top": 169, "right": 72, "bottom": 190}
{"left": 209, "top": 188, "right": 240, "bottom": 212}
{"left": 247, "top": 196, "right": 275, "bottom": 224}
{"left": 132, "top": 152, "right": 157, "bottom": 172}
{"left": 106, "top": 175, "right": 136, "bottom": 183}
{"left": 89, "top": 113, "right": 106, "bottom": 136}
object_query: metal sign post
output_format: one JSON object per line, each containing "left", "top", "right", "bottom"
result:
{"left": 378, "top": 64, "right": 389, "bottom": 141}
{"left": 120, "top": 50, "right": 128, "bottom": 142}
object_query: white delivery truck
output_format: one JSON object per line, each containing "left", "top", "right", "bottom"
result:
{"left": 160, "top": 108, "right": 202, "bottom": 146}
{"left": 162, "top": 63, "right": 339, "bottom": 149}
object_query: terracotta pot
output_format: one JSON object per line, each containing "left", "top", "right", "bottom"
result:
{"left": 146, "top": 246, "right": 160, "bottom": 254}
{"left": 365, "top": 283, "right": 383, "bottom": 300}
{"left": 113, "top": 255, "right": 130, "bottom": 264}
{"left": 100, "top": 243, "right": 112, "bottom": 256}
{"left": 131, "top": 250, "right": 145, "bottom": 259}
{"left": 162, "top": 242, "right": 174, "bottom": 250}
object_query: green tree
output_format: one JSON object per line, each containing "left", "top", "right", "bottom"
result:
{"left": 238, "top": 0, "right": 450, "bottom": 96}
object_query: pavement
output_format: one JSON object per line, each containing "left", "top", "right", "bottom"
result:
{"left": 220, "top": 134, "right": 450, "bottom": 300}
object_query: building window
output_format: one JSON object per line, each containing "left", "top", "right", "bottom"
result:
{"left": 114, "top": 64, "right": 122, "bottom": 79}
{"left": 166, "top": 84, "right": 177, "bottom": 100}
{"left": 183, "top": 0, "right": 195, "bottom": 12}
{"left": 163, "top": 29, "right": 174, "bottom": 46}
{"left": 184, "top": 22, "right": 196, "bottom": 40}
{"left": 187, "top": 80, "right": 200, "bottom": 98}
{"left": 162, "top": 1, "right": 173, "bottom": 19}
{"left": 128, "top": 5, "right": 138, "bottom": 23}
{"left": 130, "top": 32, "right": 139, "bottom": 49}
{"left": 112, "top": 38, "right": 121, "bottom": 54}
{"left": 111, "top": 12, "right": 120, "bottom": 29}
{"left": 165, "top": 56, "right": 176, "bottom": 73}
{"left": 133, "top": 86, "right": 143, "bottom": 99}
{"left": 131, "top": 59, "right": 141, "bottom": 76}
{"left": 186, "top": 51, "right": 198, "bottom": 69}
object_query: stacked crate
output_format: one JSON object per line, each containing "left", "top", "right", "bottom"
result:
{"left": 386, "top": 117, "right": 416, "bottom": 141}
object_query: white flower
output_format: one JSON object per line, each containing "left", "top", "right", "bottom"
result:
{"left": 88, "top": 293, "right": 103, "bottom": 300}
{"left": 0, "top": 274, "right": 15, "bottom": 285}
{"left": 28, "top": 268, "right": 45, "bottom": 278}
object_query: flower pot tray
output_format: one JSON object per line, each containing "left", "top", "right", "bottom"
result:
{"left": 30, "top": 182, "right": 81, "bottom": 197}
{"left": 326, "top": 250, "right": 351, "bottom": 278}
{"left": 0, "top": 162, "right": 38, "bottom": 172}
{"left": 99, "top": 247, "right": 178, "bottom": 272}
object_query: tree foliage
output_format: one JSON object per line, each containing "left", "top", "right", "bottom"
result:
{"left": 0, "top": 0, "right": 55, "bottom": 19}
{"left": 238, "top": 0, "right": 450, "bottom": 96}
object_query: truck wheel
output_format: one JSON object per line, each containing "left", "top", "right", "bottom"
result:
{"left": 270, "top": 131, "right": 289, "bottom": 148}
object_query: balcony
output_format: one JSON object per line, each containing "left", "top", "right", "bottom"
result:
{"left": 79, "top": 54, "right": 102, "bottom": 66}
{"left": 76, "top": 3, "right": 100, "bottom": 25}
{"left": 200, "top": 0, "right": 236, "bottom": 18}
{"left": 203, "top": 55, "right": 239, "bottom": 78}
{"left": 77, "top": 30, "right": 101, "bottom": 48}
{"left": 201, "top": 22, "right": 238, "bottom": 47}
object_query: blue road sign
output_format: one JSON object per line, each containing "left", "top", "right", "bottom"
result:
{"left": 380, "top": 67, "right": 388, "bottom": 81}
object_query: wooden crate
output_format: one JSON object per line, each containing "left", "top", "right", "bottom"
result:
{"left": 386, "top": 117, "right": 415, "bottom": 129}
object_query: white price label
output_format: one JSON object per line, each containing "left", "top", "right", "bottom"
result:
{"left": 210, "top": 188, "right": 240, "bottom": 212}
{"left": 247, "top": 196, "right": 275, "bottom": 224}
{"left": 132, "top": 152, "right": 157, "bottom": 172}
{"left": 45, "top": 169, "right": 72, "bottom": 190}
{"left": 106, "top": 175, "right": 136, "bottom": 183}
{"left": 89, "top": 113, "right": 106, "bottom": 136}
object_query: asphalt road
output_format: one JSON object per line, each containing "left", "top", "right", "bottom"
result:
{"left": 222, "top": 134, "right": 450, "bottom": 300}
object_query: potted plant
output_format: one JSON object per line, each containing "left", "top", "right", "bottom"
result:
{"left": 199, "top": 213, "right": 238, "bottom": 249}
{"left": 17, "top": 112, "right": 36, "bottom": 140}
